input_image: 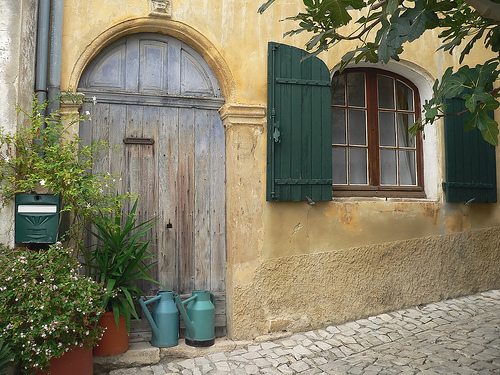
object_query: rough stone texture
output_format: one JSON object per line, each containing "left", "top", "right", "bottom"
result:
{"left": 231, "top": 227, "right": 500, "bottom": 339}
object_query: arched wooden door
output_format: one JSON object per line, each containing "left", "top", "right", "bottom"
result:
{"left": 78, "top": 33, "right": 226, "bottom": 324}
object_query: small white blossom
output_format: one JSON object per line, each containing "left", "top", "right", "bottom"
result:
{"left": 92, "top": 96, "right": 97, "bottom": 105}
{"left": 40, "top": 179, "right": 46, "bottom": 186}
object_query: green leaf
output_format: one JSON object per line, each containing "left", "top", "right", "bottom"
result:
{"left": 405, "top": 8, "right": 439, "bottom": 42}
{"left": 386, "top": 0, "right": 399, "bottom": 15}
{"left": 464, "top": 110, "right": 499, "bottom": 145}
{"left": 425, "top": 106, "right": 438, "bottom": 119}
{"left": 258, "top": 0, "right": 275, "bottom": 14}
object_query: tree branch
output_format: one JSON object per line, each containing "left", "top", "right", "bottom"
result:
{"left": 463, "top": 0, "right": 500, "bottom": 22}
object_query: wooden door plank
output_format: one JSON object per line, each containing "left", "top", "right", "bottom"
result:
{"left": 158, "top": 106, "right": 180, "bottom": 291}
{"left": 178, "top": 107, "right": 195, "bottom": 294}
{"left": 125, "top": 104, "right": 148, "bottom": 294}
{"left": 194, "top": 109, "right": 211, "bottom": 291}
{"left": 139, "top": 105, "right": 160, "bottom": 295}
{"left": 108, "top": 103, "right": 127, "bottom": 195}
{"left": 92, "top": 103, "right": 110, "bottom": 175}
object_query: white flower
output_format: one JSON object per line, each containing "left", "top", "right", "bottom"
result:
{"left": 4, "top": 156, "right": 10, "bottom": 163}
{"left": 40, "top": 179, "right": 46, "bottom": 186}
{"left": 92, "top": 96, "right": 97, "bottom": 105}
{"left": 85, "top": 110, "right": 91, "bottom": 116}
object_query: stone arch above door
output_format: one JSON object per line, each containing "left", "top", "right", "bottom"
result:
{"left": 69, "top": 18, "right": 236, "bottom": 101}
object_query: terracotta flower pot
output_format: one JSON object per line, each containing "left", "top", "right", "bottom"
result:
{"left": 35, "top": 345, "right": 92, "bottom": 375}
{"left": 93, "top": 311, "right": 129, "bottom": 356}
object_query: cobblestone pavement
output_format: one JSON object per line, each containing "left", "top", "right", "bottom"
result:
{"left": 112, "top": 290, "right": 500, "bottom": 374}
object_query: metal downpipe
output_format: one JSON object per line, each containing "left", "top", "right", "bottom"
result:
{"left": 47, "top": 0, "right": 64, "bottom": 117}
{"left": 35, "top": 0, "right": 50, "bottom": 115}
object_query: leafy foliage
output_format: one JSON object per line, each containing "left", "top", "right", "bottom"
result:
{"left": 84, "top": 199, "right": 158, "bottom": 333}
{"left": 259, "top": 0, "right": 500, "bottom": 145}
{"left": 0, "top": 243, "right": 111, "bottom": 374}
{"left": 0, "top": 95, "right": 130, "bottom": 252}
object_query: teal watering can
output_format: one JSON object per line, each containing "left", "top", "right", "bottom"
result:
{"left": 139, "top": 290, "right": 178, "bottom": 348}
{"left": 175, "top": 290, "right": 215, "bottom": 347}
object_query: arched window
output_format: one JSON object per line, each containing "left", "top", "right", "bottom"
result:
{"left": 331, "top": 68, "right": 424, "bottom": 197}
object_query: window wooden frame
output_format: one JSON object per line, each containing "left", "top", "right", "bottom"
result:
{"left": 332, "top": 68, "right": 425, "bottom": 198}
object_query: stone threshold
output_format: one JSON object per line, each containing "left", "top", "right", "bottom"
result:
{"left": 93, "top": 332, "right": 292, "bottom": 374}
{"left": 93, "top": 338, "right": 246, "bottom": 374}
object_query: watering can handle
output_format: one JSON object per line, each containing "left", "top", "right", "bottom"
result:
{"left": 182, "top": 294, "right": 198, "bottom": 306}
{"left": 142, "top": 294, "right": 161, "bottom": 306}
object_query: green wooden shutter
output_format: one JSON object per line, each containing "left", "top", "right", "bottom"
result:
{"left": 443, "top": 97, "right": 497, "bottom": 203}
{"left": 267, "top": 42, "right": 332, "bottom": 202}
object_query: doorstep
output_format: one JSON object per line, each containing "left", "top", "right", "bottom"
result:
{"left": 93, "top": 337, "right": 253, "bottom": 374}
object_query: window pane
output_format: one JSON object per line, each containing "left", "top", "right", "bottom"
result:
{"left": 378, "top": 75, "right": 395, "bottom": 109}
{"left": 379, "top": 112, "right": 396, "bottom": 147}
{"left": 396, "top": 81, "right": 414, "bottom": 111}
{"left": 331, "top": 75, "right": 345, "bottom": 106}
{"left": 348, "top": 109, "right": 367, "bottom": 146}
{"left": 347, "top": 73, "right": 365, "bottom": 107}
{"left": 397, "top": 113, "right": 415, "bottom": 148}
{"left": 349, "top": 148, "right": 368, "bottom": 184}
{"left": 332, "top": 108, "right": 346, "bottom": 144}
{"left": 332, "top": 147, "right": 347, "bottom": 184}
{"left": 380, "top": 149, "right": 397, "bottom": 185}
{"left": 399, "top": 150, "right": 416, "bottom": 185}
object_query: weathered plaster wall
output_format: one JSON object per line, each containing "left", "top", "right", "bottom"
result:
{"left": 52, "top": 0, "right": 500, "bottom": 340}
{"left": 232, "top": 226, "right": 500, "bottom": 338}
{"left": 0, "top": 1, "right": 37, "bottom": 246}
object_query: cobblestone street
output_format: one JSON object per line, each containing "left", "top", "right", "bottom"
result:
{"left": 108, "top": 290, "right": 500, "bottom": 374}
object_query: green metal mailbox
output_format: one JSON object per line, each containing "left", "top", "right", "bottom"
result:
{"left": 15, "top": 194, "right": 60, "bottom": 243}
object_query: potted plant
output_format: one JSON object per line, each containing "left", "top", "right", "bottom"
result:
{"left": 0, "top": 242, "right": 112, "bottom": 374}
{"left": 85, "top": 198, "right": 158, "bottom": 356}
{"left": 0, "top": 339, "right": 14, "bottom": 375}
{"left": 0, "top": 95, "right": 128, "bottom": 253}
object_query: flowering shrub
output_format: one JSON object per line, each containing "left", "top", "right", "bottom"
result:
{"left": 0, "top": 243, "right": 112, "bottom": 374}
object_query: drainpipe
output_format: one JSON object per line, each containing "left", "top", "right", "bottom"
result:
{"left": 35, "top": 0, "right": 51, "bottom": 116}
{"left": 47, "top": 0, "right": 64, "bottom": 117}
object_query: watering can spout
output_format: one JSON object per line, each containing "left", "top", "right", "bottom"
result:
{"left": 175, "top": 294, "right": 196, "bottom": 338}
{"left": 139, "top": 295, "right": 160, "bottom": 336}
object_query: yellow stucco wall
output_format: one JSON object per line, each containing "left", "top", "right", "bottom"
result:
{"left": 60, "top": 0, "right": 500, "bottom": 340}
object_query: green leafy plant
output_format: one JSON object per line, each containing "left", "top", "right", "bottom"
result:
{"left": 0, "top": 338, "right": 14, "bottom": 375}
{"left": 0, "top": 243, "right": 111, "bottom": 374}
{"left": 0, "top": 94, "right": 129, "bottom": 253}
{"left": 85, "top": 198, "right": 158, "bottom": 332}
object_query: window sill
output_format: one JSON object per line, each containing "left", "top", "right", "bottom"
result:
{"left": 332, "top": 186, "right": 426, "bottom": 199}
